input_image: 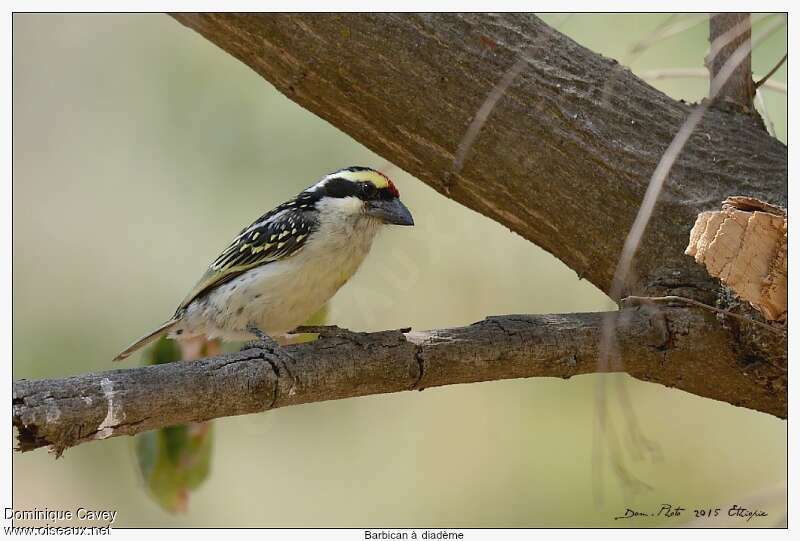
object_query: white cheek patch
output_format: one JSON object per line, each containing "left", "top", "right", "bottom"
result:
{"left": 316, "top": 196, "right": 364, "bottom": 217}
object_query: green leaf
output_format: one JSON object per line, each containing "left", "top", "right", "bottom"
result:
{"left": 134, "top": 422, "right": 213, "bottom": 513}
{"left": 133, "top": 337, "right": 213, "bottom": 513}
{"left": 132, "top": 304, "right": 329, "bottom": 512}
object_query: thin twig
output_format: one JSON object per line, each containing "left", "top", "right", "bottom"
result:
{"left": 639, "top": 68, "right": 786, "bottom": 94}
{"left": 602, "top": 15, "right": 709, "bottom": 116}
{"left": 629, "top": 14, "right": 707, "bottom": 54}
{"left": 754, "top": 53, "right": 787, "bottom": 89}
{"left": 621, "top": 295, "right": 786, "bottom": 337}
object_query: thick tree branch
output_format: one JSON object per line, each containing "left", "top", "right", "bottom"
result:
{"left": 171, "top": 13, "right": 785, "bottom": 299}
{"left": 13, "top": 307, "right": 786, "bottom": 455}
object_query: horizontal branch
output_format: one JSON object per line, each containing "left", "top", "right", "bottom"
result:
{"left": 13, "top": 308, "right": 786, "bottom": 455}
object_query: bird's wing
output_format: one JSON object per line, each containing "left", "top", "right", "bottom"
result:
{"left": 176, "top": 205, "right": 317, "bottom": 312}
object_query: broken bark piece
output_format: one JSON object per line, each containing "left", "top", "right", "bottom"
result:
{"left": 722, "top": 195, "right": 786, "bottom": 216}
{"left": 686, "top": 197, "right": 787, "bottom": 321}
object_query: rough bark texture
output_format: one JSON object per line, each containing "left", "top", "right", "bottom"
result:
{"left": 13, "top": 14, "right": 788, "bottom": 454}
{"left": 170, "top": 13, "right": 786, "bottom": 300}
{"left": 708, "top": 13, "right": 756, "bottom": 112}
{"left": 13, "top": 308, "right": 785, "bottom": 455}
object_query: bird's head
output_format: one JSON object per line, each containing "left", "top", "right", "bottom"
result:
{"left": 304, "top": 166, "right": 414, "bottom": 226}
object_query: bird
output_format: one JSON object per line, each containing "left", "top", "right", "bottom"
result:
{"left": 113, "top": 166, "right": 414, "bottom": 362}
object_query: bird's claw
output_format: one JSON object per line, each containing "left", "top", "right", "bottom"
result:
{"left": 242, "top": 327, "right": 298, "bottom": 394}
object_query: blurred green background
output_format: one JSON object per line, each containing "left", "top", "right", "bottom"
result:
{"left": 12, "top": 13, "right": 786, "bottom": 527}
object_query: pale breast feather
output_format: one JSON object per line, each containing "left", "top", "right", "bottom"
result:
{"left": 175, "top": 205, "right": 319, "bottom": 313}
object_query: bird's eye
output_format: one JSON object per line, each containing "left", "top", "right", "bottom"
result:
{"left": 360, "top": 183, "right": 378, "bottom": 199}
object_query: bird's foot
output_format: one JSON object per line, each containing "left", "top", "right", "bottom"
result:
{"left": 243, "top": 326, "right": 298, "bottom": 394}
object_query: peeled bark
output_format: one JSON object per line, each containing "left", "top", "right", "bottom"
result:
{"left": 686, "top": 197, "right": 787, "bottom": 321}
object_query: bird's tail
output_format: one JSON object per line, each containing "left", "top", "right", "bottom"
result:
{"left": 113, "top": 318, "right": 181, "bottom": 362}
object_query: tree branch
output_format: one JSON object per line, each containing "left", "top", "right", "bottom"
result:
{"left": 12, "top": 14, "right": 787, "bottom": 455}
{"left": 12, "top": 307, "right": 786, "bottom": 455}
{"left": 171, "top": 13, "right": 785, "bottom": 298}
{"left": 708, "top": 13, "right": 756, "bottom": 112}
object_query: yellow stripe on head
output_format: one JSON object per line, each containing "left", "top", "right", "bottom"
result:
{"left": 309, "top": 166, "right": 400, "bottom": 198}
{"left": 329, "top": 167, "right": 390, "bottom": 189}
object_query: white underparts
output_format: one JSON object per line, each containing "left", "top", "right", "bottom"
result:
{"left": 173, "top": 197, "right": 381, "bottom": 341}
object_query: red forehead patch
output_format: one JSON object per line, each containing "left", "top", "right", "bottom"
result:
{"left": 387, "top": 179, "right": 400, "bottom": 198}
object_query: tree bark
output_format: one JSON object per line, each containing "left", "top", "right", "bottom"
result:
{"left": 170, "top": 13, "right": 785, "bottom": 299}
{"left": 708, "top": 13, "right": 756, "bottom": 112}
{"left": 13, "top": 14, "right": 787, "bottom": 455}
{"left": 13, "top": 307, "right": 786, "bottom": 456}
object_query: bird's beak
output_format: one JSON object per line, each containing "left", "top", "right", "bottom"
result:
{"left": 366, "top": 199, "right": 415, "bottom": 226}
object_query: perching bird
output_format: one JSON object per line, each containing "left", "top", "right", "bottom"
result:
{"left": 113, "top": 166, "right": 414, "bottom": 361}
